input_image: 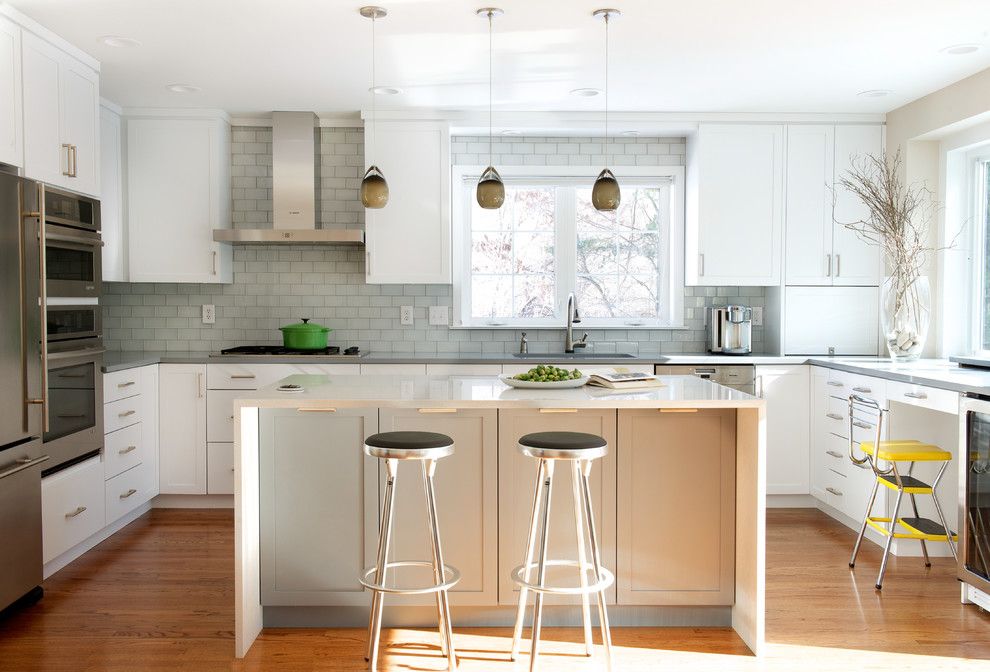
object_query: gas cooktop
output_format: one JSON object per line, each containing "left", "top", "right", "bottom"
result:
{"left": 214, "top": 345, "right": 365, "bottom": 358}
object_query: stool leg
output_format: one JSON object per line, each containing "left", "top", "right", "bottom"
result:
{"left": 930, "top": 461, "right": 958, "bottom": 562}
{"left": 909, "top": 493, "right": 931, "bottom": 567}
{"left": 529, "top": 459, "right": 555, "bottom": 672}
{"left": 424, "top": 459, "right": 457, "bottom": 670}
{"left": 571, "top": 460, "right": 594, "bottom": 656}
{"left": 368, "top": 457, "right": 398, "bottom": 670}
{"left": 876, "top": 487, "right": 903, "bottom": 590}
{"left": 511, "top": 459, "right": 548, "bottom": 661}
{"left": 580, "top": 460, "right": 613, "bottom": 672}
{"left": 421, "top": 460, "right": 449, "bottom": 660}
{"left": 849, "top": 479, "right": 880, "bottom": 568}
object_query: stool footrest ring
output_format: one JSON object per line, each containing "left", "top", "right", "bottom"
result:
{"left": 360, "top": 561, "right": 460, "bottom": 595}
{"left": 511, "top": 559, "right": 614, "bottom": 595}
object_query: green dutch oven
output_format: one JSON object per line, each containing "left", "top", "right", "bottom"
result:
{"left": 279, "top": 318, "right": 331, "bottom": 350}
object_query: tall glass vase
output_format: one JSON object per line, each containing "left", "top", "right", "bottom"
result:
{"left": 880, "top": 275, "right": 930, "bottom": 361}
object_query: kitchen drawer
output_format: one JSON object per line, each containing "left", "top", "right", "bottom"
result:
{"left": 885, "top": 380, "right": 959, "bottom": 415}
{"left": 42, "top": 455, "right": 106, "bottom": 563}
{"left": 208, "top": 363, "right": 305, "bottom": 390}
{"left": 823, "top": 433, "right": 848, "bottom": 475}
{"left": 827, "top": 370, "right": 886, "bottom": 405}
{"left": 104, "top": 422, "right": 144, "bottom": 480}
{"left": 104, "top": 396, "right": 142, "bottom": 433}
{"left": 824, "top": 395, "right": 847, "bottom": 435}
{"left": 207, "top": 442, "right": 235, "bottom": 495}
{"left": 104, "top": 369, "right": 145, "bottom": 403}
{"left": 207, "top": 389, "right": 240, "bottom": 442}
{"left": 822, "top": 468, "right": 847, "bottom": 511}
{"left": 105, "top": 462, "right": 154, "bottom": 525}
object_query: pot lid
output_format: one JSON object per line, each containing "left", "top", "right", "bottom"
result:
{"left": 280, "top": 318, "right": 331, "bottom": 333}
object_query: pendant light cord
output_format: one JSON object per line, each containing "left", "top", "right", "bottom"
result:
{"left": 488, "top": 10, "right": 493, "bottom": 169}
{"left": 604, "top": 12, "right": 609, "bottom": 169}
{"left": 371, "top": 13, "right": 377, "bottom": 167}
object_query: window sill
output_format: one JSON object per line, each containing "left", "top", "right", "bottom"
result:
{"left": 449, "top": 323, "right": 690, "bottom": 331}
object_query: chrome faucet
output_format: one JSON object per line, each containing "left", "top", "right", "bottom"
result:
{"left": 519, "top": 331, "right": 528, "bottom": 354}
{"left": 565, "top": 293, "right": 588, "bottom": 353}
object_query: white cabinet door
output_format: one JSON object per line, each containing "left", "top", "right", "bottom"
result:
{"left": 158, "top": 364, "right": 207, "bottom": 494}
{"left": 378, "top": 408, "right": 498, "bottom": 606}
{"left": 831, "top": 125, "right": 883, "bottom": 286}
{"left": 58, "top": 58, "right": 99, "bottom": 196}
{"left": 616, "top": 409, "right": 735, "bottom": 605}
{"left": 783, "top": 286, "right": 879, "bottom": 355}
{"left": 497, "top": 408, "right": 617, "bottom": 605}
{"left": 127, "top": 117, "right": 232, "bottom": 283}
{"left": 0, "top": 15, "right": 22, "bottom": 167}
{"left": 365, "top": 122, "right": 451, "bottom": 284}
{"left": 206, "top": 442, "right": 235, "bottom": 495}
{"left": 100, "top": 105, "right": 125, "bottom": 281}
{"left": 21, "top": 31, "right": 63, "bottom": 186}
{"left": 784, "top": 125, "right": 834, "bottom": 286}
{"left": 756, "top": 365, "right": 810, "bottom": 495}
{"left": 809, "top": 368, "right": 831, "bottom": 503}
{"left": 259, "top": 407, "right": 379, "bottom": 606}
{"left": 687, "top": 124, "right": 784, "bottom": 286}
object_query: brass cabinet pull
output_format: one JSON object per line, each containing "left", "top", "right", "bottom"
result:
{"left": 298, "top": 407, "right": 337, "bottom": 413}
{"left": 65, "top": 505, "right": 87, "bottom": 518}
{"left": 539, "top": 408, "right": 578, "bottom": 414}
{"left": 119, "top": 488, "right": 137, "bottom": 499}
{"left": 659, "top": 408, "right": 699, "bottom": 413}
{"left": 825, "top": 487, "right": 843, "bottom": 497}
{"left": 418, "top": 408, "right": 457, "bottom": 414}
{"left": 119, "top": 445, "right": 137, "bottom": 455}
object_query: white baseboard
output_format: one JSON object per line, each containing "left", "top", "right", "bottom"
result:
{"left": 767, "top": 494, "right": 817, "bottom": 508}
{"left": 43, "top": 502, "right": 152, "bottom": 579}
{"left": 152, "top": 494, "right": 234, "bottom": 509}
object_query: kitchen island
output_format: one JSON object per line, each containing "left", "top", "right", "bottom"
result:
{"left": 231, "top": 374, "right": 766, "bottom": 658}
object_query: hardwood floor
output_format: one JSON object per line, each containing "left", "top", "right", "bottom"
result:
{"left": 0, "top": 508, "right": 987, "bottom": 671}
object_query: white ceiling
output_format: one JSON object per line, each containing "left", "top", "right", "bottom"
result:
{"left": 8, "top": 0, "right": 990, "bottom": 117}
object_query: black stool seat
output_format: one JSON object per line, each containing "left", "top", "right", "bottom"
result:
{"left": 518, "top": 431, "right": 608, "bottom": 460}
{"left": 364, "top": 431, "right": 454, "bottom": 460}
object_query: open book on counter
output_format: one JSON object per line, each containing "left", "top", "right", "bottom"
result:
{"left": 586, "top": 371, "right": 666, "bottom": 390}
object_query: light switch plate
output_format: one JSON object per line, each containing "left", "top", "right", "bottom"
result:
{"left": 400, "top": 306, "right": 414, "bottom": 326}
{"left": 429, "top": 305, "right": 449, "bottom": 326}
{"left": 202, "top": 304, "right": 216, "bottom": 324}
{"left": 751, "top": 306, "right": 763, "bottom": 327}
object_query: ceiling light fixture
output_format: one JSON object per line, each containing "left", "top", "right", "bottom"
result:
{"left": 570, "top": 88, "right": 601, "bottom": 97}
{"left": 360, "top": 6, "right": 389, "bottom": 209}
{"left": 857, "top": 89, "right": 891, "bottom": 98}
{"left": 476, "top": 7, "right": 505, "bottom": 210}
{"left": 99, "top": 35, "right": 141, "bottom": 48}
{"left": 591, "top": 8, "right": 621, "bottom": 212}
{"left": 165, "top": 83, "right": 200, "bottom": 93}
{"left": 941, "top": 43, "right": 981, "bottom": 55}
{"left": 370, "top": 86, "right": 402, "bottom": 95}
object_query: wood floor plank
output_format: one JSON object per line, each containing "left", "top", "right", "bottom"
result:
{"left": 0, "top": 507, "right": 987, "bottom": 671}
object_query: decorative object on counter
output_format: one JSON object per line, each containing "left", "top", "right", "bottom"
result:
{"left": 360, "top": 6, "right": 389, "bottom": 209}
{"left": 501, "top": 365, "right": 589, "bottom": 388}
{"left": 587, "top": 371, "right": 664, "bottom": 389}
{"left": 835, "top": 149, "right": 946, "bottom": 361}
{"left": 591, "top": 8, "right": 621, "bottom": 211}
{"left": 278, "top": 318, "right": 331, "bottom": 350}
{"left": 475, "top": 7, "right": 505, "bottom": 210}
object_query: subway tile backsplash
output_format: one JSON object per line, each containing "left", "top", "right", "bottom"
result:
{"left": 103, "top": 127, "right": 765, "bottom": 354}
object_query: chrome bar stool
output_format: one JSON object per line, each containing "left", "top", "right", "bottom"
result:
{"left": 846, "top": 395, "right": 958, "bottom": 590}
{"left": 360, "top": 431, "right": 459, "bottom": 671}
{"left": 510, "top": 431, "right": 614, "bottom": 672}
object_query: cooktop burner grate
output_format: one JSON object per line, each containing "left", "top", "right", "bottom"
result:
{"left": 218, "top": 345, "right": 362, "bottom": 356}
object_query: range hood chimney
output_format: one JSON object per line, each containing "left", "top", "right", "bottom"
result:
{"left": 213, "top": 111, "right": 364, "bottom": 245}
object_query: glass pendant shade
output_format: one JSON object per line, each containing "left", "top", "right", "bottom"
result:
{"left": 476, "top": 166, "right": 505, "bottom": 209}
{"left": 592, "top": 168, "right": 620, "bottom": 211}
{"left": 360, "top": 165, "right": 389, "bottom": 209}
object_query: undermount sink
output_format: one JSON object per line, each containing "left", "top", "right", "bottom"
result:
{"left": 512, "top": 352, "right": 637, "bottom": 359}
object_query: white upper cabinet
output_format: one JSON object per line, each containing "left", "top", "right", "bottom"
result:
{"left": 686, "top": 124, "right": 784, "bottom": 286}
{"left": 100, "top": 104, "right": 125, "bottom": 281}
{"left": 0, "top": 15, "right": 22, "bottom": 167}
{"left": 784, "top": 124, "right": 882, "bottom": 286}
{"left": 364, "top": 121, "right": 451, "bottom": 284}
{"left": 126, "top": 115, "right": 232, "bottom": 283}
{"left": 21, "top": 30, "right": 100, "bottom": 197}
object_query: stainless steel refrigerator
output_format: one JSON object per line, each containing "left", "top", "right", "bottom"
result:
{"left": 0, "top": 172, "right": 49, "bottom": 611}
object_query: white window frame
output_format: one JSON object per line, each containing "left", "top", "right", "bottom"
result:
{"left": 969, "top": 147, "right": 990, "bottom": 355}
{"left": 451, "top": 165, "right": 685, "bottom": 329}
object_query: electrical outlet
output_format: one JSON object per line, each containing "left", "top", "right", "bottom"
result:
{"left": 202, "top": 304, "right": 216, "bottom": 324}
{"left": 751, "top": 306, "right": 763, "bottom": 327}
{"left": 400, "top": 306, "right": 414, "bottom": 326}
{"left": 429, "top": 305, "right": 449, "bottom": 326}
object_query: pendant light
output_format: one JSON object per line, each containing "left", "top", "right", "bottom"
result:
{"left": 476, "top": 8, "right": 505, "bottom": 209}
{"left": 360, "top": 6, "right": 389, "bottom": 209}
{"left": 591, "top": 8, "right": 621, "bottom": 211}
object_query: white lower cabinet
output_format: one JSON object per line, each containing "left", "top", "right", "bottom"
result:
{"left": 105, "top": 462, "right": 155, "bottom": 525}
{"left": 206, "top": 442, "right": 235, "bottom": 495}
{"left": 377, "top": 408, "right": 498, "bottom": 606}
{"left": 259, "top": 407, "right": 379, "bottom": 606}
{"left": 159, "top": 364, "right": 207, "bottom": 494}
{"left": 756, "top": 365, "right": 810, "bottom": 495}
{"left": 496, "top": 409, "right": 617, "bottom": 606}
{"left": 41, "top": 455, "right": 105, "bottom": 563}
{"left": 103, "top": 421, "right": 144, "bottom": 480}
{"left": 616, "top": 409, "right": 735, "bottom": 605}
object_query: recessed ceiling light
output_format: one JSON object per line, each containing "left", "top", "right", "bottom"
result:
{"left": 570, "top": 88, "right": 601, "bottom": 97}
{"left": 501, "top": 129, "right": 521, "bottom": 136}
{"left": 857, "top": 89, "right": 891, "bottom": 98}
{"left": 370, "top": 86, "right": 402, "bottom": 95}
{"left": 99, "top": 35, "right": 141, "bottom": 48}
{"left": 941, "top": 43, "right": 982, "bottom": 55}
{"left": 166, "top": 83, "right": 200, "bottom": 93}
{"left": 621, "top": 130, "right": 639, "bottom": 137}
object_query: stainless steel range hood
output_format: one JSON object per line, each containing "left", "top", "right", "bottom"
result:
{"left": 213, "top": 111, "right": 364, "bottom": 245}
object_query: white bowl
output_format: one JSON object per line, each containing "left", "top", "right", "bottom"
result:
{"left": 499, "top": 374, "right": 589, "bottom": 389}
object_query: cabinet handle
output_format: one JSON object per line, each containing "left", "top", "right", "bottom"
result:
{"left": 418, "top": 408, "right": 457, "bottom": 414}
{"left": 852, "top": 420, "right": 873, "bottom": 430}
{"left": 835, "top": 254, "right": 841, "bottom": 277}
{"left": 61, "top": 143, "right": 72, "bottom": 176}
{"left": 65, "top": 505, "right": 87, "bottom": 518}
{"left": 56, "top": 413, "right": 87, "bottom": 419}
{"left": 366, "top": 251, "right": 372, "bottom": 277}
{"left": 229, "top": 374, "right": 256, "bottom": 379}
{"left": 70, "top": 145, "right": 78, "bottom": 177}
{"left": 119, "top": 445, "right": 137, "bottom": 455}
{"left": 825, "top": 487, "right": 843, "bottom": 497}
{"left": 699, "top": 253, "right": 704, "bottom": 276}
{"left": 852, "top": 386, "right": 872, "bottom": 394}
{"left": 659, "top": 408, "right": 699, "bottom": 413}
{"left": 825, "top": 254, "right": 831, "bottom": 277}
{"left": 904, "top": 391, "right": 928, "bottom": 400}
{"left": 119, "top": 488, "right": 137, "bottom": 499}
{"left": 539, "top": 408, "right": 578, "bottom": 414}
{"left": 826, "top": 412, "right": 844, "bottom": 421}
{"left": 230, "top": 467, "right": 235, "bottom": 472}
{"left": 826, "top": 450, "right": 843, "bottom": 458}
{"left": 297, "top": 407, "right": 337, "bottom": 413}
{"left": 118, "top": 409, "right": 136, "bottom": 418}
{"left": 197, "top": 373, "right": 204, "bottom": 399}
{"left": 229, "top": 415, "right": 234, "bottom": 421}
{"left": 117, "top": 381, "right": 136, "bottom": 388}
{"left": 212, "top": 251, "right": 218, "bottom": 275}
{"left": 826, "top": 381, "right": 844, "bottom": 388}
